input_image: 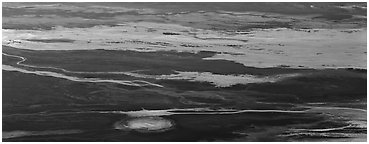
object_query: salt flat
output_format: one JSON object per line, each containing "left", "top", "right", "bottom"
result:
{"left": 3, "top": 22, "right": 366, "bottom": 69}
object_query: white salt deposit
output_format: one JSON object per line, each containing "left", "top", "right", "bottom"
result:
{"left": 3, "top": 22, "right": 366, "bottom": 69}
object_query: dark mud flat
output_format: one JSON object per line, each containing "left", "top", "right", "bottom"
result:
{"left": 2, "top": 70, "right": 366, "bottom": 141}
{"left": 3, "top": 47, "right": 366, "bottom": 141}
{"left": 3, "top": 103, "right": 364, "bottom": 142}
{"left": 3, "top": 46, "right": 316, "bottom": 76}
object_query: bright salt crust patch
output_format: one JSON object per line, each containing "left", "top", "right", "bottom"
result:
{"left": 114, "top": 117, "right": 174, "bottom": 133}
{"left": 3, "top": 22, "right": 366, "bottom": 69}
{"left": 205, "top": 28, "right": 367, "bottom": 69}
{"left": 126, "top": 71, "right": 301, "bottom": 87}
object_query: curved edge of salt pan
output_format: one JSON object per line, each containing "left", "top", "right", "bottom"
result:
{"left": 2, "top": 65, "right": 164, "bottom": 88}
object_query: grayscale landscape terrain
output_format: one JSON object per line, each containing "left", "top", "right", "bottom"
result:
{"left": 2, "top": 2, "right": 367, "bottom": 142}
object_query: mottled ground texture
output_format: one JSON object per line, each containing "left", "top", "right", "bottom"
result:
{"left": 2, "top": 2, "right": 367, "bottom": 142}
